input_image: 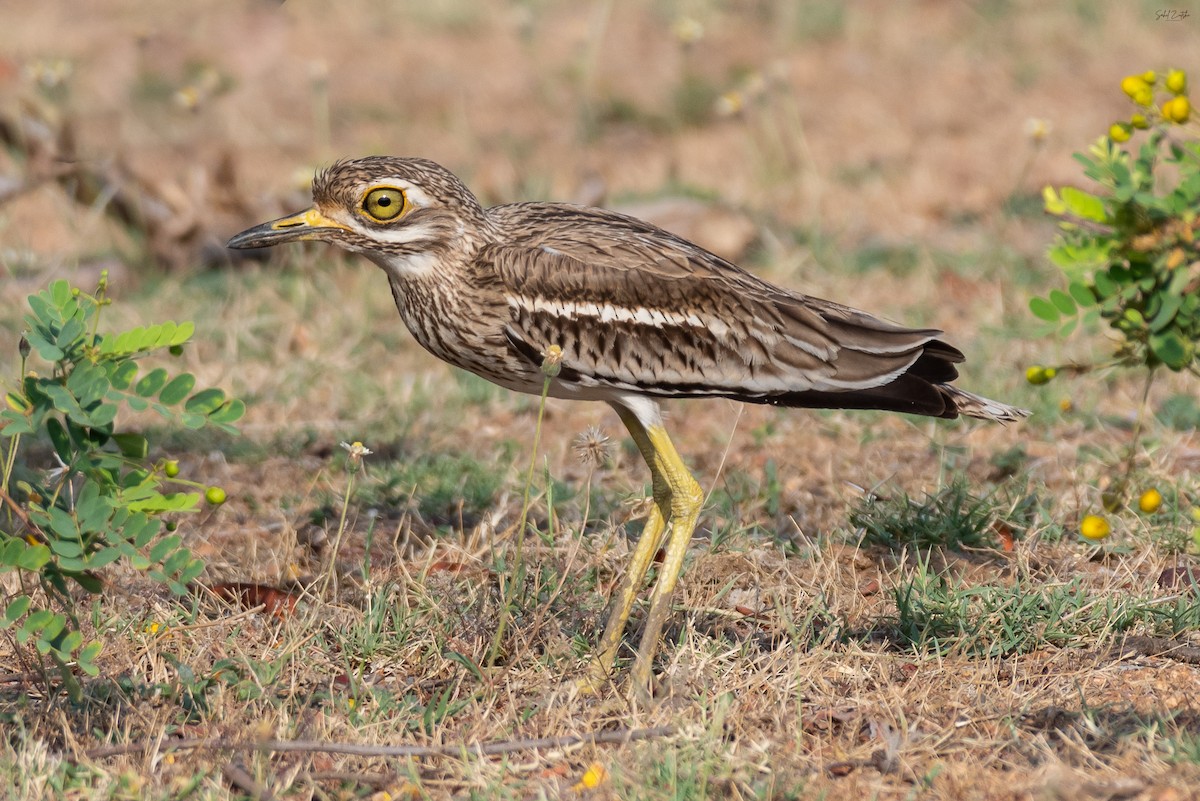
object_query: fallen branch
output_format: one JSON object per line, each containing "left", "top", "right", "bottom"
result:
{"left": 302, "top": 770, "right": 394, "bottom": 788}
{"left": 222, "top": 761, "right": 277, "bottom": 801}
{"left": 83, "top": 725, "right": 675, "bottom": 761}
{"left": 0, "top": 672, "right": 38, "bottom": 685}
{"left": 1117, "top": 635, "right": 1200, "bottom": 665}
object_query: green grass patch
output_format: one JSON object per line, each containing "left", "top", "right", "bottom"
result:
{"left": 314, "top": 448, "right": 509, "bottom": 529}
{"left": 851, "top": 480, "right": 1000, "bottom": 551}
{"left": 888, "top": 561, "right": 1200, "bottom": 657}
{"left": 1164, "top": 730, "right": 1200, "bottom": 765}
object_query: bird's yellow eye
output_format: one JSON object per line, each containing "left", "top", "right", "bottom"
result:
{"left": 361, "top": 187, "right": 407, "bottom": 222}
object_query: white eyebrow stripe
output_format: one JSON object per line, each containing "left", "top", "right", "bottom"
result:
{"left": 361, "top": 221, "right": 437, "bottom": 244}
{"left": 393, "top": 183, "right": 433, "bottom": 207}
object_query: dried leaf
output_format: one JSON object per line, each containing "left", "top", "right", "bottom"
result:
{"left": 993, "top": 522, "right": 1015, "bottom": 552}
{"left": 1157, "top": 567, "right": 1200, "bottom": 591}
{"left": 207, "top": 582, "right": 300, "bottom": 618}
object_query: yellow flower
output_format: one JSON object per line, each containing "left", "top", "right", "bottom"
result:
{"left": 1130, "top": 114, "right": 1149, "bottom": 129}
{"left": 1141, "top": 70, "right": 1158, "bottom": 85}
{"left": 1025, "top": 366, "right": 1051, "bottom": 385}
{"left": 541, "top": 344, "right": 564, "bottom": 377}
{"left": 1138, "top": 489, "right": 1163, "bottom": 514}
{"left": 1080, "top": 514, "right": 1112, "bottom": 541}
{"left": 1121, "top": 75, "right": 1149, "bottom": 98}
{"left": 1163, "top": 96, "right": 1190, "bottom": 123}
{"left": 1109, "top": 123, "right": 1131, "bottom": 142}
{"left": 1166, "top": 69, "right": 1188, "bottom": 95}
{"left": 572, "top": 762, "right": 609, "bottom": 791}
{"left": 339, "top": 440, "right": 373, "bottom": 468}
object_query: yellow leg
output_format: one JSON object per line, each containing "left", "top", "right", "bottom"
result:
{"left": 586, "top": 502, "right": 667, "bottom": 684}
{"left": 585, "top": 399, "right": 703, "bottom": 701}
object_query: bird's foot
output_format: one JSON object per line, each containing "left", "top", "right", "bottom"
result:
{"left": 573, "top": 658, "right": 616, "bottom": 697}
{"left": 570, "top": 661, "right": 657, "bottom": 708}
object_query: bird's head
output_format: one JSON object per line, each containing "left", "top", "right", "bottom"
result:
{"left": 227, "top": 156, "right": 489, "bottom": 273}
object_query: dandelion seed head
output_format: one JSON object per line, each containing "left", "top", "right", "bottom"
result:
{"left": 573, "top": 426, "right": 611, "bottom": 467}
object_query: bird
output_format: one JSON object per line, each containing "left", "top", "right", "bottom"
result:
{"left": 228, "top": 156, "right": 1027, "bottom": 700}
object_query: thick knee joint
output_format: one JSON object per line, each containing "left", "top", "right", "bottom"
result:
{"left": 672, "top": 474, "right": 704, "bottom": 517}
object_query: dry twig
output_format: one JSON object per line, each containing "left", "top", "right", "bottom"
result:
{"left": 221, "top": 762, "right": 277, "bottom": 801}
{"left": 83, "top": 725, "right": 675, "bottom": 761}
{"left": 1117, "top": 635, "right": 1200, "bottom": 665}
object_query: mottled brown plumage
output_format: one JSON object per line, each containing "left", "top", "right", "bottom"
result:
{"left": 229, "top": 156, "right": 1027, "bottom": 700}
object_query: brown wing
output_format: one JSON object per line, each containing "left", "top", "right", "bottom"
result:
{"left": 483, "top": 203, "right": 966, "bottom": 417}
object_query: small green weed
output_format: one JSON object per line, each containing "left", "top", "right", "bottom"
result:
{"left": 888, "top": 560, "right": 1200, "bottom": 657}
{"left": 0, "top": 276, "right": 243, "bottom": 697}
{"left": 1029, "top": 66, "right": 1199, "bottom": 512}
{"left": 616, "top": 738, "right": 730, "bottom": 801}
{"left": 0, "top": 729, "right": 112, "bottom": 800}
{"left": 780, "top": 0, "right": 847, "bottom": 42}
{"left": 672, "top": 73, "right": 720, "bottom": 128}
{"left": 314, "top": 449, "right": 505, "bottom": 530}
{"left": 1164, "top": 730, "right": 1200, "bottom": 765}
{"left": 708, "top": 460, "right": 783, "bottom": 533}
{"left": 851, "top": 480, "right": 999, "bottom": 551}
{"left": 1157, "top": 393, "right": 1200, "bottom": 430}
{"left": 891, "top": 568, "right": 1093, "bottom": 657}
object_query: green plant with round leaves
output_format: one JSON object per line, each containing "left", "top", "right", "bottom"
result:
{"left": 0, "top": 275, "right": 244, "bottom": 698}
{"left": 1032, "top": 69, "right": 1198, "bottom": 372}
{"left": 1029, "top": 68, "right": 1199, "bottom": 510}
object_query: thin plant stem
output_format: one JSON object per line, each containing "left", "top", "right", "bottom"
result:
{"left": 487, "top": 370, "right": 553, "bottom": 669}
{"left": 4, "top": 347, "right": 25, "bottom": 524}
{"left": 1119, "top": 368, "right": 1158, "bottom": 484}
{"left": 579, "top": 464, "right": 594, "bottom": 537}
{"left": 2, "top": 434, "right": 20, "bottom": 499}
{"left": 88, "top": 293, "right": 104, "bottom": 343}
{"left": 321, "top": 469, "right": 357, "bottom": 598}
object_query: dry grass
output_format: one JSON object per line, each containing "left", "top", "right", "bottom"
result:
{"left": 3, "top": 2, "right": 1200, "bottom": 799}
